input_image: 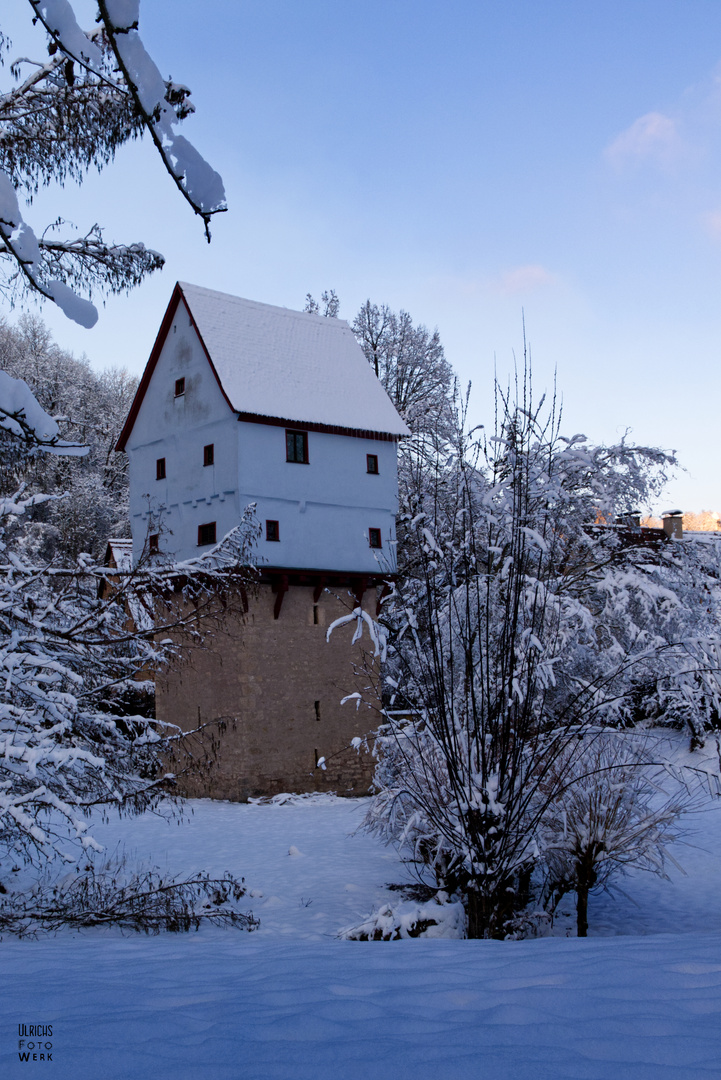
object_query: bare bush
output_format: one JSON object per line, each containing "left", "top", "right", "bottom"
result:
{"left": 0, "top": 858, "right": 259, "bottom": 937}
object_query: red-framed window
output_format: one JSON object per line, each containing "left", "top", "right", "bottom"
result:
{"left": 149, "top": 533, "right": 159, "bottom": 554}
{"left": 366, "top": 453, "right": 379, "bottom": 474}
{"left": 266, "top": 519, "right": 280, "bottom": 542}
{"left": 198, "top": 521, "right": 216, "bottom": 546}
{"left": 156, "top": 457, "right": 166, "bottom": 480}
{"left": 174, "top": 377, "right": 185, "bottom": 397}
{"left": 368, "top": 527, "right": 382, "bottom": 549}
{"left": 203, "top": 444, "right": 214, "bottom": 467}
{"left": 286, "top": 429, "right": 308, "bottom": 463}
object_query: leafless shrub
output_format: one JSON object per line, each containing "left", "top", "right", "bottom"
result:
{"left": 0, "top": 858, "right": 259, "bottom": 937}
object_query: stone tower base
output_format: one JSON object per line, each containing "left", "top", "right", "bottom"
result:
{"left": 156, "top": 579, "right": 382, "bottom": 800}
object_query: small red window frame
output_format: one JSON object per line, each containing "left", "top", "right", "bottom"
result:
{"left": 367, "top": 454, "right": 379, "bottom": 474}
{"left": 266, "top": 519, "right": 280, "bottom": 542}
{"left": 174, "top": 377, "right": 185, "bottom": 397}
{"left": 369, "top": 527, "right": 382, "bottom": 549}
{"left": 156, "top": 457, "right": 166, "bottom": 480}
{"left": 203, "top": 444, "right": 214, "bottom": 467}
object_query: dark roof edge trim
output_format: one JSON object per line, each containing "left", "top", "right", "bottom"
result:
{"left": 236, "top": 412, "right": 402, "bottom": 442}
{"left": 259, "top": 566, "right": 395, "bottom": 585}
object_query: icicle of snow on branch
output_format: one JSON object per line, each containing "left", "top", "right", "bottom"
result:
{"left": 0, "top": 368, "right": 88, "bottom": 453}
{"left": 0, "top": 170, "right": 97, "bottom": 327}
{"left": 326, "top": 606, "right": 387, "bottom": 660}
{"left": 98, "top": 0, "right": 226, "bottom": 235}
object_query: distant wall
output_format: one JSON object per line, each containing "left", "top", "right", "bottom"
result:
{"left": 157, "top": 583, "right": 379, "bottom": 800}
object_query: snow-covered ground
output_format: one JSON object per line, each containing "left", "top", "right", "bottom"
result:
{"left": 3, "top": 791, "right": 721, "bottom": 1079}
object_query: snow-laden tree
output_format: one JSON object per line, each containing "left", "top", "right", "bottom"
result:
{"left": 303, "top": 291, "right": 457, "bottom": 447}
{"left": 348, "top": 369, "right": 721, "bottom": 938}
{"left": 352, "top": 300, "right": 456, "bottom": 447}
{"left": 0, "top": 0, "right": 225, "bottom": 327}
{"left": 303, "top": 289, "right": 340, "bottom": 319}
{"left": 0, "top": 368, "right": 258, "bottom": 870}
{"left": 0, "top": 314, "right": 137, "bottom": 559}
{"left": 537, "top": 731, "right": 687, "bottom": 937}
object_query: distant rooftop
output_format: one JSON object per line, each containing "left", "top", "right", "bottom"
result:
{"left": 105, "top": 538, "right": 133, "bottom": 572}
{"left": 178, "top": 282, "right": 409, "bottom": 437}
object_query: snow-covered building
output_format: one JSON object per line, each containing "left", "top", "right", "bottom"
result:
{"left": 116, "top": 283, "right": 409, "bottom": 799}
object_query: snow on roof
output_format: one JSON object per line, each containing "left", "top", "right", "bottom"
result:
{"left": 683, "top": 532, "right": 721, "bottom": 542}
{"left": 105, "top": 538, "right": 133, "bottom": 572}
{"left": 179, "top": 283, "right": 409, "bottom": 436}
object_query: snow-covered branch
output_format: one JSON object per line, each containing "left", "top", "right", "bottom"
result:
{"left": 0, "top": 367, "right": 87, "bottom": 451}
{"left": 96, "top": 0, "right": 226, "bottom": 239}
{"left": 0, "top": 1, "right": 225, "bottom": 322}
{"left": 0, "top": 169, "right": 97, "bottom": 325}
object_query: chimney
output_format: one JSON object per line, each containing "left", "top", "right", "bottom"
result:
{"left": 662, "top": 510, "right": 683, "bottom": 539}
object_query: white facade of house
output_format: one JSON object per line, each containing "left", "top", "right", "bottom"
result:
{"left": 119, "top": 284, "right": 409, "bottom": 573}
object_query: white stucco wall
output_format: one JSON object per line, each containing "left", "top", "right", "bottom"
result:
{"left": 125, "top": 302, "right": 400, "bottom": 573}
{"left": 239, "top": 422, "right": 398, "bottom": 573}
{"left": 125, "top": 301, "right": 240, "bottom": 563}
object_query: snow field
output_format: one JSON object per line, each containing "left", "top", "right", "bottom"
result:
{"left": 2, "top": 928, "right": 716, "bottom": 1080}
{"left": 78, "top": 794, "right": 405, "bottom": 939}
{"left": 4, "top": 932, "right": 721, "bottom": 1079}
{"left": 3, "top": 792, "right": 721, "bottom": 1079}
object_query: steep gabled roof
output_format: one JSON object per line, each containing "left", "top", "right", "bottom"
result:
{"left": 117, "top": 282, "right": 409, "bottom": 450}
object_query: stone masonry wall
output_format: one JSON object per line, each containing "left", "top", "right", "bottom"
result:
{"left": 156, "top": 584, "right": 380, "bottom": 800}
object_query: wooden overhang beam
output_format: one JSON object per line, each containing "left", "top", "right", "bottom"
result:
{"left": 353, "top": 576, "right": 368, "bottom": 608}
{"left": 312, "top": 576, "right": 327, "bottom": 604}
{"left": 272, "top": 573, "right": 289, "bottom": 619}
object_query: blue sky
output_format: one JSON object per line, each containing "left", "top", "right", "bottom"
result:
{"left": 4, "top": 0, "right": 721, "bottom": 511}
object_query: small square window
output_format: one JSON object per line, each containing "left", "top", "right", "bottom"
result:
{"left": 198, "top": 521, "right": 216, "bottom": 546}
{"left": 203, "top": 444, "right": 214, "bottom": 467}
{"left": 174, "top": 377, "right": 185, "bottom": 397}
{"left": 156, "top": 457, "right": 166, "bottom": 480}
{"left": 148, "top": 533, "right": 159, "bottom": 554}
{"left": 369, "top": 527, "right": 382, "bottom": 549}
{"left": 266, "top": 519, "right": 280, "bottom": 542}
{"left": 286, "top": 429, "right": 308, "bottom": 463}
{"left": 367, "top": 454, "right": 379, "bottom": 474}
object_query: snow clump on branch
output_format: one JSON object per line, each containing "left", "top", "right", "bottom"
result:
{"left": 0, "top": 1, "right": 225, "bottom": 324}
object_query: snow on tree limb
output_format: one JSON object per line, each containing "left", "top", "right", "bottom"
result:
{"left": 27, "top": 0, "right": 104, "bottom": 70}
{"left": 326, "top": 605, "right": 387, "bottom": 660}
{"left": 0, "top": 367, "right": 88, "bottom": 452}
{"left": 97, "top": 0, "right": 226, "bottom": 236}
{"left": 0, "top": 1, "right": 224, "bottom": 320}
{"left": 29, "top": 0, "right": 226, "bottom": 238}
{"left": 0, "top": 167, "right": 98, "bottom": 326}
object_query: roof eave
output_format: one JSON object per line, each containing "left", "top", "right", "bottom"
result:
{"left": 235, "top": 410, "right": 408, "bottom": 442}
